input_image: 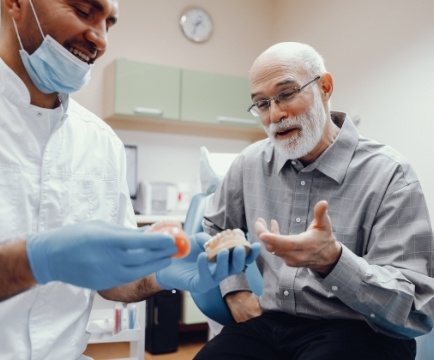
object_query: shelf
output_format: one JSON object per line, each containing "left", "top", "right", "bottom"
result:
{"left": 87, "top": 296, "right": 145, "bottom": 360}
{"left": 89, "top": 329, "right": 142, "bottom": 344}
{"left": 105, "top": 114, "right": 266, "bottom": 143}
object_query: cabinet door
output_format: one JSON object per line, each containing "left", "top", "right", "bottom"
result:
{"left": 180, "top": 70, "right": 260, "bottom": 128}
{"left": 111, "top": 59, "right": 181, "bottom": 120}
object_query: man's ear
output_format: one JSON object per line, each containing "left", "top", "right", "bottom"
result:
{"left": 4, "top": 0, "right": 23, "bottom": 20}
{"left": 320, "top": 72, "right": 333, "bottom": 102}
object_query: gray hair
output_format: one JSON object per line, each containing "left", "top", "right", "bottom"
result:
{"left": 253, "top": 42, "right": 327, "bottom": 79}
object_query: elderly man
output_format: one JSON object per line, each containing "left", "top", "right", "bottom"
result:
{"left": 195, "top": 42, "right": 434, "bottom": 360}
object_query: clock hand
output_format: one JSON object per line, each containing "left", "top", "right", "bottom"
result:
{"left": 193, "top": 18, "right": 203, "bottom": 35}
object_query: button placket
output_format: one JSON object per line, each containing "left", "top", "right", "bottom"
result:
{"left": 290, "top": 172, "right": 313, "bottom": 233}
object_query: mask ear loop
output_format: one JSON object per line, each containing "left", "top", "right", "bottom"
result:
{"left": 27, "top": 0, "right": 46, "bottom": 39}
{"left": 11, "top": 0, "right": 45, "bottom": 51}
{"left": 11, "top": 18, "right": 25, "bottom": 50}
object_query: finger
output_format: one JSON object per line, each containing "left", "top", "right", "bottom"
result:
{"left": 229, "top": 246, "right": 247, "bottom": 274}
{"left": 270, "top": 219, "right": 280, "bottom": 234}
{"left": 255, "top": 218, "right": 268, "bottom": 236}
{"left": 121, "top": 233, "right": 177, "bottom": 251}
{"left": 213, "top": 248, "right": 230, "bottom": 281}
{"left": 246, "top": 242, "right": 261, "bottom": 264}
{"left": 117, "top": 257, "right": 173, "bottom": 282}
{"left": 313, "top": 200, "right": 331, "bottom": 231}
{"left": 259, "top": 232, "right": 301, "bottom": 254}
{"left": 117, "top": 246, "right": 177, "bottom": 265}
{"left": 189, "top": 232, "right": 212, "bottom": 249}
{"left": 195, "top": 253, "right": 216, "bottom": 292}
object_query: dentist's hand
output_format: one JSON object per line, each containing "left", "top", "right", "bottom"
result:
{"left": 155, "top": 232, "right": 261, "bottom": 293}
{"left": 27, "top": 220, "right": 177, "bottom": 290}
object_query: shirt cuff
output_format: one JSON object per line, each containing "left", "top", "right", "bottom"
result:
{"left": 219, "top": 272, "right": 252, "bottom": 298}
{"left": 319, "top": 245, "right": 370, "bottom": 304}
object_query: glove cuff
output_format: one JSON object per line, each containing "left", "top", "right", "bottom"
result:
{"left": 26, "top": 234, "right": 52, "bottom": 284}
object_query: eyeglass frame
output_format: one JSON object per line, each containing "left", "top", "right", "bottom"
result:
{"left": 247, "top": 75, "right": 321, "bottom": 117}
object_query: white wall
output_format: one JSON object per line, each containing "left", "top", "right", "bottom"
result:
{"left": 273, "top": 0, "right": 434, "bottom": 219}
{"left": 73, "top": 0, "right": 275, "bottom": 196}
{"left": 73, "top": 0, "right": 434, "bottom": 219}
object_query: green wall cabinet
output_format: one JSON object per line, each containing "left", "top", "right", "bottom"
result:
{"left": 104, "top": 59, "right": 265, "bottom": 142}
{"left": 105, "top": 59, "right": 181, "bottom": 120}
{"left": 181, "top": 70, "right": 259, "bottom": 129}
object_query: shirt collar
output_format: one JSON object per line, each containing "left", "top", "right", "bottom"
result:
{"left": 0, "top": 57, "right": 70, "bottom": 112}
{"left": 276, "top": 111, "right": 359, "bottom": 184}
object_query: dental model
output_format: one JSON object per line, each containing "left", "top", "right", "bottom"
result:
{"left": 147, "top": 220, "right": 190, "bottom": 258}
{"left": 205, "top": 229, "right": 251, "bottom": 262}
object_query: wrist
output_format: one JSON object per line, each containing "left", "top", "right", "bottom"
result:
{"left": 315, "top": 242, "right": 342, "bottom": 276}
{"left": 26, "top": 234, "right": 52, "bottom": 284}
{"left": 225, "top": 290, "right": 253, "bottom": 306}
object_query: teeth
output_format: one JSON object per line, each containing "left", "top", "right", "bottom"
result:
{"left": 69, "top": 47, "right": 90, "bottom": 62}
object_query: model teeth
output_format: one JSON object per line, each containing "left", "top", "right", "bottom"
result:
{"left": 69, "top": 47, "right": 90, "bottom": 62}
{"left": 205, "top": 229, "right": 246, "bottom": 249}
{"left": 147, "top": 219, "right": 183, "bottom": 233}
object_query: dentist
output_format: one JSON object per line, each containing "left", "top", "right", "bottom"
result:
{"left": 0, "top": 1, "right": 260, "bottom": 359}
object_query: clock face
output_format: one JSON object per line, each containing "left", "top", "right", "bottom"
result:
{"left": 179, "top": 8, "right": 213, "bottom": 43}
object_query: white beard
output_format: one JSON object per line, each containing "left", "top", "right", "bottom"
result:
{"left": 264, "top": 89, "right": 327, "bottom": 161}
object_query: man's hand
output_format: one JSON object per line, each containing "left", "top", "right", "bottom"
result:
{"left": 27, "top": 220, "right": 178, "bottom": 290}
{"left": 255, "top": 200, "right": 342, "bottom": 275}
{"left": 155, "top": 232, "right": 261, "bottom": 293}
{"left": 225, "top": 291, "right": 263, "bottom": 323}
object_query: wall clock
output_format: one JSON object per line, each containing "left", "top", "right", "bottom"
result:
{"left": 179, "top": 7, "right": 213, "bottom": 43}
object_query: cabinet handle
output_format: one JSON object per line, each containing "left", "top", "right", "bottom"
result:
{"left": 133, "top": 107, "right": 164, "bottom": 117}
{"left": 154, "top": 306, "right": 159, "bottom": 325}
{"left": 216, "top": 116, "right": 258, "bottom": 125}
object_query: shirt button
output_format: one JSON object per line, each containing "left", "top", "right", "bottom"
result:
{"left": 331, "top": 285, "right": 339, "bottom": 291}
{"left": 370, "top": 313, "right": 375, "bottom": 318}
{"left": 295, "top": 217, "right": 301, "bottom": 223}
{"left": 291, "top": 161, "right": 297, "bottom": 165}
{"left": 37, "top": 112, "right": 42, "bottom": 117}
{"left": 283, "top": 290, "right": 289, "bottom": 296}
{"left": 300, "top": 181, "right": 306, "bottom": 186}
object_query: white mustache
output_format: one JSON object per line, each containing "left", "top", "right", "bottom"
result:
{"left": 267, "top": 118, "right": 303, "bottom": 136}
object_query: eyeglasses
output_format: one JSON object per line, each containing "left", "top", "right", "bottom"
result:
{"left": 247, "top": 76, "right": 320, "bottom": 117}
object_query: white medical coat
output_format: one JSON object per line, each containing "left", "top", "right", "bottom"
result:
{"left": 0, "top": 59, "right": 136, "bottom": 360}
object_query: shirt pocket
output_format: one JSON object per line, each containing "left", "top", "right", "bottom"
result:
{"left": 69, "top": 178, "right": 118, "bottom": 224}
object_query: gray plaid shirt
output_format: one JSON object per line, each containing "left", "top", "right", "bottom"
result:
{"left": 204, "top": 112, "right": 434, "bottom": 339}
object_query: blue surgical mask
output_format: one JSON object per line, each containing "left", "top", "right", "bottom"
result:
{"left": 12, "top": 0, "right": 93, "bottom": 94}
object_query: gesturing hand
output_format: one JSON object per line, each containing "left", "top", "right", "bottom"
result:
{"left": 27, "top": 220, "right": 178, "bottom": 290}
{"left": 155, "top": 232, "right": 261, "bottom": 293}
{"left": 255, "top": 200, "right": 342, "bottom": 275}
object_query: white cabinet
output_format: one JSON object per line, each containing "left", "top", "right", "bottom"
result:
{"left": 87, "top": 294, "right": 145, "bottom": 360}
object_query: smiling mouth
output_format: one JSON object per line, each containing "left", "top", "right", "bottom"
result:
{"left": 68, "top": 47, "right": 94, "bottom": 64}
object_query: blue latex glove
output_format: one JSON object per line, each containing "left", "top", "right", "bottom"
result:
{"left": 26, "top": 220, "right": 177, "bottom": 290}
{"left": 155, "top": 232, "right": 261, "bottom": 293}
